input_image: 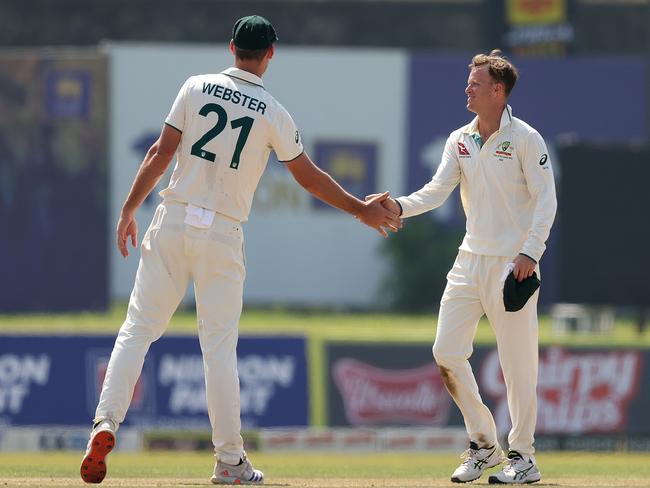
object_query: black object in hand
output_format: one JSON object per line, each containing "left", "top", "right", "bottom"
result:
{"left": 503, "top": 272, "right": 540, "bottom": 312}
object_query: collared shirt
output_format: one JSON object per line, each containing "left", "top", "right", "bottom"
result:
{"left": 161, "top": 67, "right": 304, "bottom": 222}
{"left": 397, "top": 105, "right": 557, "bottom": 262}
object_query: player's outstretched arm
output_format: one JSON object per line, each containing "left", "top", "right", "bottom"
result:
{"left": 286, "top": 152, "right": 401, "bottom": 237}
{"left": 117, "top": 124, "right": 181, "bottom": 257}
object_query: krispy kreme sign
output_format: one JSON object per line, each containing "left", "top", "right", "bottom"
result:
{"left": 480, "top": 347, "right": 643, "bottom": 434}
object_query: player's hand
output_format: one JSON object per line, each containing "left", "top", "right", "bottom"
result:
{"left": 116, "top": 211, "right": 138, "bottom": 258}
{"left": 358, "top": 192, "right": 402, "bottom": 237}
{"left": 512, "top": 254, "right": 536, "bottom": 282}
{"left": 366, "top": 193, "right": 402, "bottom": 216}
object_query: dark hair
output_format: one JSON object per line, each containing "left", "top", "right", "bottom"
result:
{"left": 234, "top": 46, "right": 270, "bottom": 62}
{"left": 469, "top": 49, "right": 519, "bottom": 96}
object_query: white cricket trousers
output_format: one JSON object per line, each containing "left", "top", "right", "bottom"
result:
{"left": 432, "top": 251, "right": 539, "bottom": 457}
{"left": 95, "top": 200, "right": 246, "bottom": 464}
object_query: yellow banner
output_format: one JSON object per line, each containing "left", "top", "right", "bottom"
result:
{"left": 507, "top": 0, "right": 566, "bottom": 25}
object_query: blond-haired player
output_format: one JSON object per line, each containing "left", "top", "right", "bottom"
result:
{"left": 374, "top": 50, "right": 556, "bottom": 484}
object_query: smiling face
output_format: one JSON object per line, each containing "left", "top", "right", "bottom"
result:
{"left": 465, "top": 65, "right": 503, "bottom": 115}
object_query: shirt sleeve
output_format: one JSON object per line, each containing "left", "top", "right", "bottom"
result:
{"left": 164, "top": 78, "right": 191, "bottom": 133}
{"left": 269, "top": 103, "right": 304, "bottom": 162}
{"left": 519, "top": 130, "right": 558, "bottom": 262}
{"left": 396, "top": 135, "right": 461, "bottom": 218}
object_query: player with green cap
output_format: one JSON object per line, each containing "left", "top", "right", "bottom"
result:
{"left": 231, "top": 15, "right": 278, "bottom": 49}
{"left": 80, "top": 14, "right": 400, "bottom": 486}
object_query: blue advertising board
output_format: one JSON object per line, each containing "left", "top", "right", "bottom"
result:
{"left": 407, "top": 55, "right": 648, "bottom": 195}
{"left": 0, "top": 335, "right": 308, "bottom": 428}
{"left": 311, "top": 141, "right": 377, "bottom": 210}
{"left": 0, "top": 55, "right": 108, "bottom": 312}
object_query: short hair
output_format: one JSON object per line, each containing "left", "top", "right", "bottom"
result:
{"left": 234, "top": 46, "right": 270, "bottom": 62}
{"left": 469, "top": 49, "right": 519, "bottom": 97}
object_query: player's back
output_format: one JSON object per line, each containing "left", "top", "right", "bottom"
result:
{"left": 161, "top": 68, "right": 302, "bottom": 222}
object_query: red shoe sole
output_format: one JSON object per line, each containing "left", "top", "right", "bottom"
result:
{"left": 80, "top": 430, "right": 115, "bottom": 483}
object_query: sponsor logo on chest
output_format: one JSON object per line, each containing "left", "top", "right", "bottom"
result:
{"left": 494, "top": 141, "right": 514, "bottom": 160}
{"left": 457, "top": 142, "right": 471, "bottom": 158}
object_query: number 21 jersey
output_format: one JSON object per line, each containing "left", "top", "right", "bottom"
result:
{"left": 161, "top": 67, "right": 304, "bottom": 222}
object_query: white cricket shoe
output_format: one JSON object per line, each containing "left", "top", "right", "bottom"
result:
{"left": 80, "top": 419, "right": 117, "bottom": 484}
{"left": 488, "top": 451, "right": 541, "bottom": 484}
{"left": 451, "top": 441, "right": 504, "bottom": 483}
{"left": 211, "top": 452, "right": 264, "bottom": 485}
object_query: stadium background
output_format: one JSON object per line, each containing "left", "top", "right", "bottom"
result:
{"left": 1, "top": 0, "right": 650, "bottom": 467}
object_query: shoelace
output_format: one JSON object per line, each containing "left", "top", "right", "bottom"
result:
{"left": 460, "top": 447, "right": 479, "bottom": 464}
{"left": 504, "top": 456, "right": 525, "bottom": 472}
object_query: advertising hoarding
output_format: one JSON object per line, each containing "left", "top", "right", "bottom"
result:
{"left": 0, "top": 335, "right": 308, "bottom": 428}
{"left": 326, "top": 342, "right": 650, "bottom": 436}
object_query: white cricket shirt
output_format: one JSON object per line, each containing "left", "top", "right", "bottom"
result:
{"left": 161, "top": 67, "right": 303, "bottom": 222}
{"left": 397, "top": 105, "right": 557, "bottom": 262}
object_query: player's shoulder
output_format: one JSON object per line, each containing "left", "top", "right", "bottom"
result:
{"left": 511, "top": 116, "right": 543, "bottom": 140}
{"left": 177, "top": 73, "right": 223, "bottom": 93}
{"left": 185, "top": 73, "right": 227, "bottom": 85}
{"left": 259, "top": 91, "right": 294, "bottom": 122}
{"left": 448, "top": 125, "right": 467, "bottom": 141}
{"left": 269, "top": 96, "right": 292, "bottom": 116}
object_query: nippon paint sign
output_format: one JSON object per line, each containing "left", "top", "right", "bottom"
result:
{"left": 156, "top": 352, "right": 299, "bottom": 422}
{"left": 0, "top": 355, "right": 51, "bottom": 415}
{"left": 107, "top": 43, "right": 408, "bottom": 308}
{"left": 0, "top": 335, "right": 308, "bottom": 428}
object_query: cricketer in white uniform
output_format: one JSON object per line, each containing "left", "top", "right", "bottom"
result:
{"left": 80, "top": 15, "right": 400, "bottom": 486}
{"left": 379, "top": 51, "right": 556, "bottom": 484}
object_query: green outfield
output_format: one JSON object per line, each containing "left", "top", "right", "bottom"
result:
{"left": 0, "top": 451, "right": 648, "bottom": 487}
{"left": 1, "top": 303, "right": 649, "bottom": 348}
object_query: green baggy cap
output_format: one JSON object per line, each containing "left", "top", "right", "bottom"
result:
{"left": 232, "top": 15, "right": 278, "bottom": 50}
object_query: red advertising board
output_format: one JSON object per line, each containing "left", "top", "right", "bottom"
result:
{"left": 326, "top": 343, "right": 649, "bottom": 437}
